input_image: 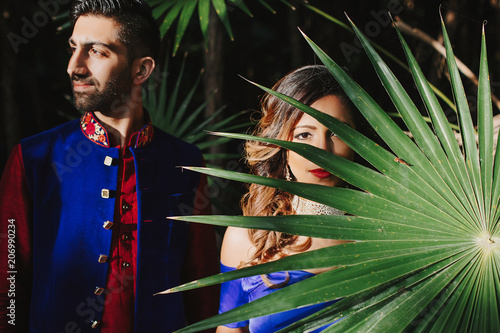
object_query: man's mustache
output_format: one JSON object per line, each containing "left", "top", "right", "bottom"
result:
{"left": 71, "top": 74, "right": 96, "bottom": 86}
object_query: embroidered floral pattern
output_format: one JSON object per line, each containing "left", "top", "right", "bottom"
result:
{"left": 80, "top": 112, "right": 154, "bottom": 148}
{"left": 80, "top": 112, "right": 109, "bottom": 147}
{"left": 136, "top": 123, "right": 153, "bottom": 148}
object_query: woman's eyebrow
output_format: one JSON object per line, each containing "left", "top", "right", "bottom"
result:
{"left": 293, "top": 125, "right": 317, "bottom": 130}
{"left": 293, "top": 122, "right": 354, "bottom": 134}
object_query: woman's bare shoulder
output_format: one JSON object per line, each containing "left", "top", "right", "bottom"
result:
{"left": 220, "top": 227, "right": 254, "bottom": 268}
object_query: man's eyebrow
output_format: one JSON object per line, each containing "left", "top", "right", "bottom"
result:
{"left": 68, "top": 38, "right": 111, "bottom": 49}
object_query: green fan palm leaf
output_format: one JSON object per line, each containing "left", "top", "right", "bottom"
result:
{"left": 278, "top": 251, "right": 475, "bottom": 333}
{"left": 477, "top": 25, "right": 494, "bottom": 226}
{"left": 173, "top": 213, "right": 459, "bottom": 241}
{"left": 163, "top": 14, "right": 500, "bottom": 332}
{"left": 300, "top": 30, "right": 479, "bottom": 229}
{"left": 202, "top": 132, "right": 470, "bottom": 231}
{"left": 440, "top": 16, "right": 485, "bottom": 225}
{"left": 238, "top": 78, "right": 477, "bottom": 230}
{"left": 345, "top": 16, "right": 479, "bottom": 224}
{"left": 171, "top": 244, "right": 469, "bottom": 332}
{"left": 179, "top": 167, "right": 471, "bottom": 233}
{"left": 301, "top": 4, "right": 456, "bottom": 112}
{"left": 328, "top": 251, "right": 476, "bottom": 333}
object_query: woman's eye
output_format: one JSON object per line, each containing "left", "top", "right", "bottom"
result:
{"left": 294, "top": 132, "right": 312, "bottom": 140}
{"left": 330, "top": 132, "right": 339, "bottom": 138}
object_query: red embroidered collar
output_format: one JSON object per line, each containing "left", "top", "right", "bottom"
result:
{"left": 80, "top": 112, "right": 154, "bottom": 148}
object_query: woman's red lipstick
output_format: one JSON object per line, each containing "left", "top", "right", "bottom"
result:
{"left": 309, "top": 168, "right": 332, "bottom": 179}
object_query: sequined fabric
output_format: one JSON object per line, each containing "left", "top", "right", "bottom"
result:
{"left": 292, "top": 195, "right": 345, "bottom": 216}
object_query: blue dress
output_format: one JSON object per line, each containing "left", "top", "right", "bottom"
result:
{"left": 219, "top": 263, "right": 337, "bottom": 332}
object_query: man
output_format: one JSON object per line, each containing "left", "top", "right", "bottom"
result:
{"left": 0, "top": 0, "right": 219, "bottom": 332}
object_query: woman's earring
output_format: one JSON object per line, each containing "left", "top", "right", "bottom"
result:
{"left": 285, "top": 165, "right": 292, "bottom": 181}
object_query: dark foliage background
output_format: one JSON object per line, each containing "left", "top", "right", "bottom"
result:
{"left": 2, "top": 0, "right": 499, "bottom": 185}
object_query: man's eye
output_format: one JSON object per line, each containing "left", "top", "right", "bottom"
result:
{"left": 330, "top": 132, "right": 339, "bottom": 138}
{"left": 68, "top": 46, "right": 76, "bottom": 54}
{"left": 90, "top": 48, "right": 103, "bottom": 56}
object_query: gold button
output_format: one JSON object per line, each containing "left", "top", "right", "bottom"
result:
{"left": 91, "top": 320, "right": 101, "bottom": 328}
{"left": 104, "top": 156, "right": 113, "bottom": 166}
{"left": 94, "top": 287, "right": 105, "bottom": 295}
{"left": 98, "top": 255, "right": 108, "bottom": 263}
{"left": 103, "top": 221, "right": 113, "bottom": 229}
{"left": 101, "top": 189, "right": 110, "bottom": 198}
{"left": 122, "top": 262, "right": 131, "bottom": 268}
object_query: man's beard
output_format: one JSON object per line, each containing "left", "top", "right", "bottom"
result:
{"left": 71, "top": 68, "right": 133, "bottom": 116}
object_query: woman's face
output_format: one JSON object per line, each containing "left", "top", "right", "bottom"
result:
{"left": 287, "top": 95, "right": 355, "bottom": 187}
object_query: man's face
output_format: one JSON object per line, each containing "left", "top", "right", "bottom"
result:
{"left": 67, "top": 15, "right": 133, "bottom": 115}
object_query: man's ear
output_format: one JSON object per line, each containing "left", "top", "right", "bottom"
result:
{"left": 132, "top": 57, "right": 155, "bottom": 85}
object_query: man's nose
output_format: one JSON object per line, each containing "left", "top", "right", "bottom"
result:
{"left": 67, "top": 49, "right": 88, "bottom": 77}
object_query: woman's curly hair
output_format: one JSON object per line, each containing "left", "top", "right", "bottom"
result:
{"left": 240, "top": 65, "right": 354, "bottom": 267}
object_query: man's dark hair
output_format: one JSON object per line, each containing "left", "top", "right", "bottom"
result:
{"left": 70, "top": 0, "right": 160, "bottom": 62}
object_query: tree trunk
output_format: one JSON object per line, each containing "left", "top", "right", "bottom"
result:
{"left": 287, "top": 7, "right": 302, "bottom": 69}
{"left": 203, "top": 5, "right": 224, "bottom": 161}
{"left": 203, "top": 5, "right": 229, "bottom": 217}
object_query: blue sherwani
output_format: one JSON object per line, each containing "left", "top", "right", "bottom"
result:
{"left": 20, "top": 113, "right": 205, "bottom": 332}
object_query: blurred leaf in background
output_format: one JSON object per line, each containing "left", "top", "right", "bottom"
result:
{"left": 144, "top": 52, "right": 251, "bottom": 154}
{"left": 149, "top": 0, "right": 305, "bottom": 55}
{"left": 143, "top": 51, "right": 251, "bottom": 214}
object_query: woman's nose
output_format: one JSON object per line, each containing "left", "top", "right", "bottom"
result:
{"left": 316, "top": 135, "right": 334, "bottom": 152}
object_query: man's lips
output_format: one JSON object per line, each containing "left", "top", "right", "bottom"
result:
{"left": 72, "top": 82, "right": 93, "bottom": 91}
{"left": 72, "top": 79, "right": 94, "bottom": 91}
{"left": 309, "top": 168, "right": 332, "bottom": 178}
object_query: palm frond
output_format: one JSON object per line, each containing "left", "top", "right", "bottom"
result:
{"left": 163, "top": 14, "right": 500, "bottom": 332}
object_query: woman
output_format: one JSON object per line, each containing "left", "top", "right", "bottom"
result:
{"left": 217, "top": 65, "right": 356, "bottom": 333}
